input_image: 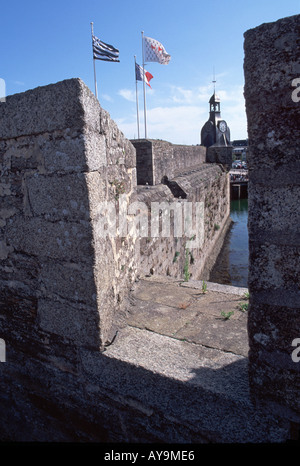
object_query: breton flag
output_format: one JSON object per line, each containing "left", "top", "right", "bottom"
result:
{"left": 92, "top": 35, "right": 120, "bottom": 62}
{"left": 143, "top": 36, "right": 171, "bottom": 65}
{"left": 135, "top": 63, "right": 153, "bottom": 88}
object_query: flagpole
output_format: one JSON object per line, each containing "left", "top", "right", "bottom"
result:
{"left": 134, "top": 56, "right": 140, "bottom": 139}
{"left": 141, "top": 31, "right": 147, "bottom": 139}
{"left": 90, "top": 22, "right": 98, "bottom": 99}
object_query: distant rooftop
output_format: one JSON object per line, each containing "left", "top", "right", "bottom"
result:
{"left": 232, "top": 139, "right": 248, "bottom": 147}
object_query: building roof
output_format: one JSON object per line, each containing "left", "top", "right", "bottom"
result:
{"left": 209, "top": 92, "right": 220, "bottom": 103}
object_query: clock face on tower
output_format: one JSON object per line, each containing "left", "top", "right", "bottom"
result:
{"left": 218, "top": 120, "right": 227, "bottom": 133}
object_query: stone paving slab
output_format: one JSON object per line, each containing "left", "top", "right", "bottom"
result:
{"left": 125, "top": 299, "right": 199, "bottom": 338}
{"left": 174, "top": 313, "right": 248, "bottom": 357}
{"left": 104, "top": 326, "right": 289, "bottom": 443}
{"left": 126, "top": 276, "right": 249, "bottom": 357}
{"left": 104, "top": 276, "right": 290, "bottom": 442}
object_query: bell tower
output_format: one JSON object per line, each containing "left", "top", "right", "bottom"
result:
{"left": 209, "top": 92, "right": 221, "bottom": 122}
{"left": 201, "top": 90, "right": 231, "bottom": 148}
{"left": 200, "top": 71, "right": 231, "bottom": 148}
{"left": 200, "top": 76, "right": 233, "bottom": 170}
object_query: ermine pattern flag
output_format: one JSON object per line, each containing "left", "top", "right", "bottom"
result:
{"left": 143, "top": 36, "right": 171, "bottom": 65}
{"left": 135, "top": 63, "right": 153, "bottom": 88}
{"left": 92, "top": 35, "right": 120, "bottom": 62}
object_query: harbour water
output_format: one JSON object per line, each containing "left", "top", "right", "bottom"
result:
{"left": 209, "top": 198, "right": 249, "bottom": 288}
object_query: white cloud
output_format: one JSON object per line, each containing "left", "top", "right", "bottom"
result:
{"left": 116, "top": 82, "right": 248, "bottom": 144}
{"left": 118, "top": 88, "right": 136, "bottom": 102}
{"left": 146, "top": 105, "right": 206, "bottom": 144}
{"left": 170, "top": 86, "right": 195, "bottom": 104}
{"left": 217, "top": 85, "right": 247, "bottom": 140}
{"left": 169, "top": 84, "right": 212, "bottom": 105}
{"left": 117, "top": 105, "right": 207, "bottom": 144}
{"left": 102, "top": 93, "right": 113, "bottom": 102}
{"left": 118, "top": 87, "right": 155, "bottom": 103}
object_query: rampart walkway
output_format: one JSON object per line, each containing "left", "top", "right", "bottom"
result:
{"left": 102, "top": 276, "right": 290, "bottom": 442}
{"left": 126, "top": 276, "right": 249, "bottom": 357}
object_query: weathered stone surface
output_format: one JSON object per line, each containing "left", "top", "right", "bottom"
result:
{"left": 249, "top": 184, "right": 300, "bottom": 232}
{"left": 37, "top": 298, "right": 100, "bottom": 347}
{"left": 0, "top": 75, "right": 267, "bottom": 443}
{"left": 127, "top": 277, "right": 249, "bottom": 357}
{"left": 0, "top": 78, "right": 138, "bottom": 350}
{"left": 6, "top": 216, "right": 94, "bottom": 261}
{"left": 0, "top": 79, "right": 86, "bottom": 139}
{"left": 24, "top": 172, "right": 91, "bottom": 221}
{"left": 39, "top": 260, "right": 97, "bottom": 306}
{"left": 135, "top": 163, "right": 230, "bottom": 280}
{"left": 37, "top": 129, "right": 106, "bottom": 174}
{"left": 206, "top": 145, "right": 233, "bottom": 170}
{"left": 98, "top": 325, "right": 289, "bottom": 443}
{"left": 244, "top": 13, "right": 300, "bottom": 424}
{"left": 132, "top": 139, "right": 206, "bottom": 185}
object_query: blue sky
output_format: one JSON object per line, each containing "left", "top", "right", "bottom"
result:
{"left": 1, "top": 0, "right": 299, "bottom": 144}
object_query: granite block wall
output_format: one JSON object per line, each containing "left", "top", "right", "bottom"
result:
{"left": 0, "top": 13, "right": 298, "bottom": 441}
{"left": 130, "top": 139, "right": 229, "bottom": 281}
{"left": 206, "top": 145, "right": 233, "bottom": 171}
{"left": 134, "top": 164, "right": 230, "bottom": 281}
{"left": 132, "top": 139, "right": 206, "bottom": 185}
{"left": 244, "top": 14, "right": 300, "bottom": 422}
{"left": 0, "top": 78, "right": 138, "bottom": 352}
{"left": 0, "top": 77, "right": 231, "bottom": 442}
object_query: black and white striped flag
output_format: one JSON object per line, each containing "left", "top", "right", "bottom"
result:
{"left": 92, "top": 35, "right": 120, "bottom": 62}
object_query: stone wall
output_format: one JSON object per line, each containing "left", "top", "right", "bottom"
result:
{"left": 0, "top": 77, "right": 232, "bottom": 442}
{"left": 244, "top": 14, "right": 300, "bottom": 424}
{"left": 129, "top": 139, "right": 229, "bottom": 282}
{"left": 134, "top": 164, "right": 230, "bottom": 281}
{"left": 0, "top": 13, "right": 299, "bottom": 442}
{"left": 131, "top": 139, "right": 206, "bottom": 185}
{"left": 0, "top": 78, "right": 138, "bottom": 350}
{"left": 206, "top": 145, "right": 233, "bottom": 171}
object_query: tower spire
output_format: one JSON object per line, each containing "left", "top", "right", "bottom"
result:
{"left": 212, "top": 67, "right": 216, "bottom": 93}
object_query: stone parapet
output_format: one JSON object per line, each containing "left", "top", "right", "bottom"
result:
{"left": 0, "top": 77, "right": 237, "bottom": 443}
{"left": 133, "top": 164, "right": 230, "bottom": 281}
{"left": 0, "top": 78, "right": 137, "bottom": 351}
{"left": 244, "top": 14, "right": 300, "bottom": 426}
{"left": 131, "top": 139, "right": 206, "bottom": 185}
{"left": 206, "top": 145, "right": 233, "bottom": 171}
